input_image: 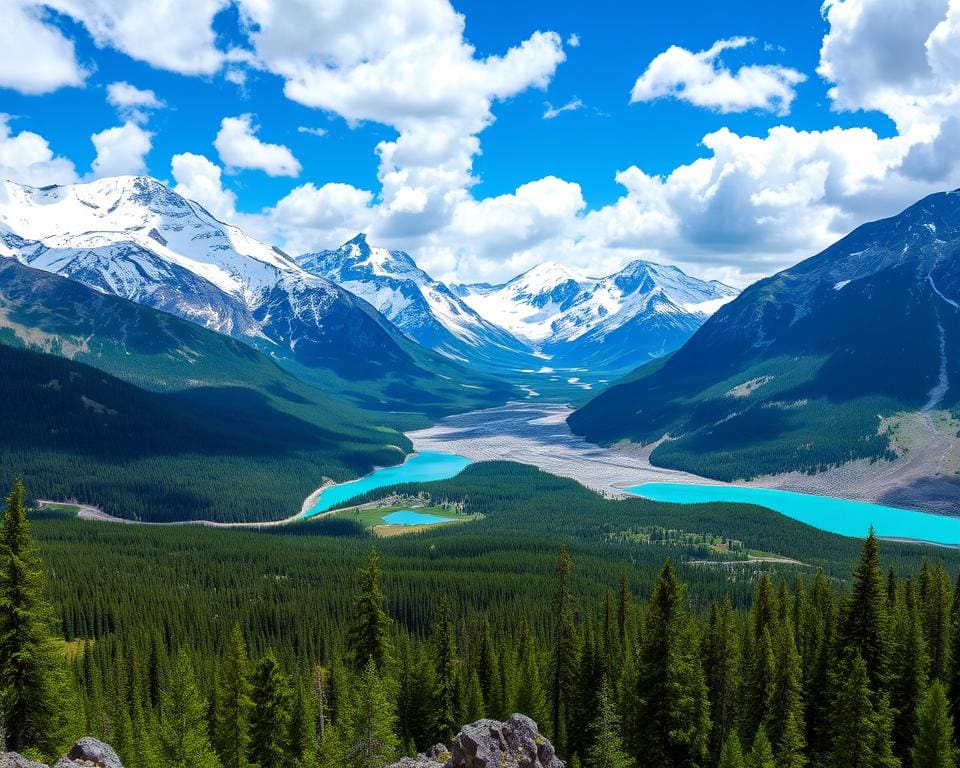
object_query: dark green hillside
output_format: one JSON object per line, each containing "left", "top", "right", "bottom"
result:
{"left": 0, "top": 257, "right": 513, "bottom": 421}
{"left": 0, "top": 343, "right": 409, "bottom": 522}
{"left": 570, "top": 191, "right": 960, "bottom": 480}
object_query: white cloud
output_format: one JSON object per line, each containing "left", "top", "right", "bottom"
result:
{"left": 89, "top": 122, "right": 152, "bottom": 178}
{"left": 234, "top": 0, "right": 565, "bottom": 237}
{"left": 214, "top": 114, "right": 301, "bottom": 177}
{"left": 44, "top": 0, "right": 228, "bottom": 75}
{"left": 170, "top": 152, "right": 237, "bottom": 220}
{"left": 0, "top": 114, "right": 78, "bottom": 186}
{"left": 543, "top": 97, "right": 584, "bottom": 119}
{"left": 567, "top": 33, "right": 580, "bottom": 48}
{"left": 631, "top": 36, "right": 806, "bottom": 115}
{"left": 297, "top": 126, "right": 328, "bottom": 137}
{"left": 106, "top": 81, "right": 165, "bottom": 124}
{"left": 0, "top": 2, "right": 87, "bottom": 94}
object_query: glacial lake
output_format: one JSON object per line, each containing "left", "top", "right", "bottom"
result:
{"left": 303, "top": 451, "right": 471, "bottom": 518}
{"left": 382, "top": 510, "right": 455, "bottom": 526}
{"left": 623, "top": 483, "right": 960, "bottom": 546}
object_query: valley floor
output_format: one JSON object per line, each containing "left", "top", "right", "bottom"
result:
{"left": 407, "top": 400, "right": 716, "bottom": 495}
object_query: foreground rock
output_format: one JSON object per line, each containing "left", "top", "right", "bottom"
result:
{"left": 388, "top": 714, "right": 563, "bottom": 768}
{"left": 2, "top": 738, "right": 123, "bottom": 768}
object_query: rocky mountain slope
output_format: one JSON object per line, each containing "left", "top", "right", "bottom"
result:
{"left": 0, "top": 176, "right": 513, "bottom": 415}
{"left": 298, "top": 234, "right": 529, "bottom": 367}
{"left": 569, "top": 190, "right": 960, "bottom": 510}
{"left": 455, "top": 259, "right": 737, "bottom": 373}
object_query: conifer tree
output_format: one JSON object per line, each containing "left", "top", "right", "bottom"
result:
{"left": 584, "top": 674, "right": 631, "bottom": 768}
{"left": 515, "top": 619, "right": 549, "bottom": 727}
{"left": 839, "top": 530, "right": 891, "bottom": 693}
{"left": 477, "top": 617, "right": 503, "bottom": 718}
{"left": 830, "top": 652, "right": 880, "bottom": 768}
{"left": 922, "top": 565, "right": 951, "bottom": 682}
{"left": 215, "top": 623, "right": 252, "bottom": 768}
{"left": 770, "top": 624, "right": 805, "bottom": 768}
{"left": 0, "top": 478, "right": 67, "bottom": 757}
{"left": 431, "top": 595, "right": 460, "bottom": 743}
{"left": 616, "top": 571, "right": 631, "bottom": 648}
{"left": 158, "top": 650, "right": 221, "bottom": 768}
{"left": 549, "top": 544, "right": 578, "bottom": 756}
{"left": 348, "top": 548, "right": 391, "bottom": 670}
{"left": 704, "top": 598, "right": 741, "bottom": 759}
{"left": 743, "top": 627, "right": 775, "bottom": 743}
{"left": 248, "top": 649, "right": 292, "bottom": 768}
{"left": 892, "top": 579, "right": 928, "bottom": 759}
{"left": 288, "top": 683, "right": 319, "bottom": 767}
{"left": 339, "top": 659, "right": 400, "bottom": 768}
{"left": 746, "top": 728, "right": 776, "bottom": 768}
{"left": 634, "top": 560, "right": 710, "bottom": 768}
{"left": 950, "top": 572, "right": 960, "bottom": 735}
{"left": 461, "top": 668, "right": 485, "bottom": 724}
{"left": 912, "top": 682, "right": 955, "bottom": 768}
{"left": 804, "top": 570, "right": 836, "bottom": 758}
{"left": 395, "top": 636, "right": 435, "bottom": 752}
{"left": 719, "top": 733, "right": 746, "bottom": 768}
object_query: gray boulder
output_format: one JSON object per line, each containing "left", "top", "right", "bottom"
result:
{"left": 0, "top": 754, "right": 49, "bottom": 768}
{"left": 388, "top": 714, "right": 561, "bottom": 768}
{"left": 53, "top": 738, "right": 123, "bottom": 768}
{"left": 1, "top": 737, "right": 124, "bottom": 768}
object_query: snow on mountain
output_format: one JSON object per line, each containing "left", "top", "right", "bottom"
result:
{"left": 455, "top": 259, "right": 737, "bottom": 369}
{"left": 0, "top": 176, "right": 431, "bottom": 380}
{"left": 297, "top": 234, "right": 526, "bottom": 363}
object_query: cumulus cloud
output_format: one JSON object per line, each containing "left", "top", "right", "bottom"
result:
{"left": 234, "top": 0, "right": 564, "bottom": 236}
{"left": 89, "top": 122, "right": 152, "bottom": 178}
{"left": 567, "top": 33, "right": 580, "bottom": 48}
{"left": 106, "top": 82, "right": 165, "bottom": 124}
{"left": 43, "top": 0, "right": 228, "bottom": 75}
{"left": 631, "top": 36, "right": 806, "bottom": 115}
{"left": 170, "top": 152, "right": 238, "bottom": 220}
{"left": 0, "top": 115, "right": 79, "bottom": 186}
{"left": 543, "top": 97, "right": 584, "bottom": 119}
{"left": 214, "top": 114, "right": 302, "bottom": 177}
{"left": 0, "top": 2, "right": 88, "bottom": 94}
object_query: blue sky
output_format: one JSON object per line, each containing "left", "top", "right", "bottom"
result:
{"left": 1, "top": 0, "right": 958, "bottom": 285}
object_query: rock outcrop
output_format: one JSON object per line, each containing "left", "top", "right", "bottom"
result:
{"left": 2, "top": 738, "right": 123, "bottom": 768}
{"left": 388, "top": 714, "right": 562, "bottom": 768}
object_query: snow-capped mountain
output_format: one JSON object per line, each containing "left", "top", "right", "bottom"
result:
{"left": 297, "top": 235, "right": 527, "bottom": 365}
{"left": 0, "top": 176, "right": 513, "bottom": 412}
{"left": 454, "top": 259, "right": 738, "bottom": 371}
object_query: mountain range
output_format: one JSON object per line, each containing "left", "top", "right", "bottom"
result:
{"left": 301, "top": 235, "right": 736, "bottom": 378}
{"left": 0, "top": 176, "right": 513, "bottom": 416}
{"left": 569, "top": 189, "right": 960, "bottom": 510}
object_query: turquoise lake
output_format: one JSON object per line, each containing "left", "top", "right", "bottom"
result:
{"left": 623, "top": 483, "right": 960, "bottom": 546}
{"left": 382, "top": 510, "right": 455, "bottom": 526}
{"left": 303, "top": 451, "right": 471, "bottom": 518}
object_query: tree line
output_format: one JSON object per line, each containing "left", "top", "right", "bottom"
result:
{"left": 4, "top": 478, "right": 960, "bottom": 766}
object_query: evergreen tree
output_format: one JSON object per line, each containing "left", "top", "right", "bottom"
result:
{"left": 634, "top": 560, "right": 710, "bottom": 768}
{"left": 288, "top": 684, "right": 319, "bottom": 767}
{"left": 830, "top": 652, "right": 885, "bottom": 768}
{"left": 395, "top": 636, "right": 435, "bottom": 753}
{"left": 339, "top": 659, "right": 400, "bottom": 768}
{"left": 746, "top": 728, "right": 776, "bottom": 768}
{"left": 431, "top": 595, "right": 460, "bottom": 743}
{"left": 248, "top": 649, "right": 292, "bottom": 768}
{"left": 922, "top": 565, "right": 951, "bottom": 683}
{"left": 477, "top": 617, "right": 503, "bottom": 718}
{"left": 549, "top": 544, "right": 578, "bottom": 756}
{"left": 911, "top": 682, "right": 955, "bottom": 768}
{"left": 719, "top": 733, "right": 746, "bottom": 768}
{"left": 743, "top": 627, "right": 775, "bottom": 743}
{"left": 950, "top": 571, "right": 960, "bottom": 736}
{"left": 839, "top": 530, "right": 891, "bottom": 693}
{"left": 347, "top": 548, "right": 391, "bottom": 670}
{"left": 461, "top": 668, "right": 485, "bottom": 724}
{"left": 215, "top": 623, "right": 252, "bottom": 768}
{"left": 616, "top": 571, "right": 631, "bottom": 648}
{"left": 704, "top": 598, "right": 741, "bottom": 759}
{"left": 158, "top": 650, "right": 221, "bottom": 768}
{"left": 891, "top": 579, "right": 928, "bottom": 760}
{"left": 0, "top": 478, "right": 67, "bottom": 756}
{"left": 804, "top": 570, "right": 836, "bottom": 759}
{"left": 770, "top": 624, "right": 805, "bottom": 768}
{"left": 584, "top": 674, "right": 631, "bottom": 768}
{"left": 514, "top": 619, "right": 549, "bottom": 727}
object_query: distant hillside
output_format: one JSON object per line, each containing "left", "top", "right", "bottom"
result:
{"left": 570, "top": 191, "right": 960, "bottom": 502}
{"left": 0, "top": 259, "right": 414, "bottom": 522}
